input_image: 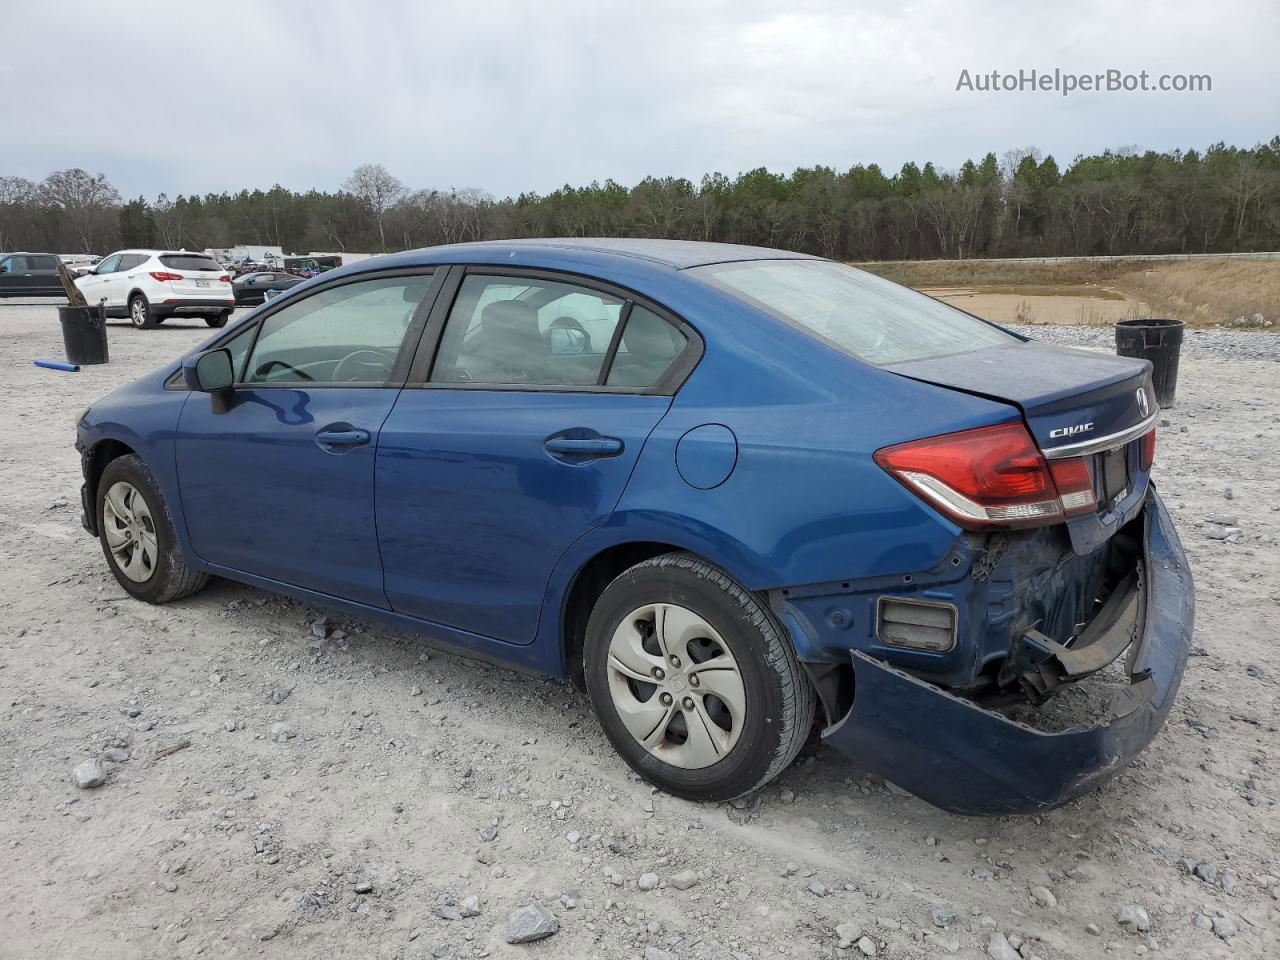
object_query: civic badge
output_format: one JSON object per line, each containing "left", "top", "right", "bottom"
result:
{"left": 1136, "top": 387, "right": 1150, "bottom": 418}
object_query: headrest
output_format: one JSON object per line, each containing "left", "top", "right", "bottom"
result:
{"left": 481, "top": 299, "right": 539, "bottom": 336}
{"left": 479, "top": 299, "right": 542, "bottom": 366}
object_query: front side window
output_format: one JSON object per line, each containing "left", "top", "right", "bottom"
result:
{"left": 1, "top": 256, "right": 28, "bottom": 272}
{"left": 95, "top": 254, "right": 122, "bottom": 274}
{"left": 431, "top": 275, "right": 625, "bottom": 387}
{"left": 244, "top": 273, "right": 433, "bottom": 384}
{"left": 688, "top": 259, "right": 1018, "bottom": 365}
{"left": 222, "top": 323, "right": 257, "bottom": 381}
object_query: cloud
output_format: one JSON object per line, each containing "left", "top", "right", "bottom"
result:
{"left": 1, "top": 0, "right": 1275, "bottom": 199}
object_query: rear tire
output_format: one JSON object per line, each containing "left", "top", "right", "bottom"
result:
{"left": 206, "top": 312, "right": 230, "bottom": 328}
{"left": 584, "top": 552, "right": 814, "bottom": 802}
{"left": 97, "top": 454, "right": 208, "bottom": 603}
{"left": 129, "top": 294, "right": 158, "bottom": 329}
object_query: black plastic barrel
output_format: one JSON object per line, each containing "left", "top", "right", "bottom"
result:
{"left": 58, "top": 304, "right": 110, "bottom": 366}
{"left": 1115, "top": 317, "right": 1183, "bottom": 408}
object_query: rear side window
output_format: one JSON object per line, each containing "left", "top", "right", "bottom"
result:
{"left": 118, "top": 254, "right": 148, "bottom": 270}
{"left": 30, "top": 255, "right": 59, "bottom": 270}
{"left": 160, "top": 255, "right": 222, "bottom": 272}
{"left": 689, "top": 260, "right": 1018, "bottom": 365}
{"left": 431, "top": 275, "right": 625, "bottom": 387}
{"left": 606, "top": 306, "right": 688, "bottom": 388}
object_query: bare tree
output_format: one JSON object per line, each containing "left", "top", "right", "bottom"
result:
{"left": 151, "top": 194, "right": 185, "bottom": 249}
{"left": 343, "top": 163, "right": 403, "bottom": 251}
{"left": 40, "top": 169, "right": 121, "bottom": 252}
{"left": 0, "top": 176, "right": 38, "bottom": 249}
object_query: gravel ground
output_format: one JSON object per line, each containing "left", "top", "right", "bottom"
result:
{"left": 1, "top": 302, "right": 1277, "bottom": 960}
{"left": 1011, "top": 323, "right": 1280, "bottom": 363}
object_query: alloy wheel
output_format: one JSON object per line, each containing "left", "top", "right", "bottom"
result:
{"left": 102, "top": 481, "right": 157, "bottom": 582}
{"left": 131, "top": 299, "right": 146, "bottom": 327}
{"left": 606, "top": 602, "right": 746, "bottom": 769}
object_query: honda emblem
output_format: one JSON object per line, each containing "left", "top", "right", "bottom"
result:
{"left": 1136, "top": 388, "right": 1150, "bottom": 418}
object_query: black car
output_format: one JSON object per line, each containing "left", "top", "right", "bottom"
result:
{"left": 232, "top": 271, "right": 305, "bottom": 305}
{"left": 0, "top": 252, "right": 64, "bottom": 297}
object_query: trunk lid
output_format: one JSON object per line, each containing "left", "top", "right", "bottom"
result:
{"left": 888, "top": 339, "right": 1158, "bottom": 554}
{"left": 886, "top": 340, "right": 1156, "bottom": 456}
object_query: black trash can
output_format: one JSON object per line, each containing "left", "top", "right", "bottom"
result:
{"left": 1115, "top": 317, "right": 1183, "bottom": 408}
{"left": 58, "top": 304, "right": 109, "bottom": 366}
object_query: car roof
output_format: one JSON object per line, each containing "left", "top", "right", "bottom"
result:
{"left": 106, "top": 249, "right": 218, "bottom": 257}
{"left": 370, "top": 238, "right": 824, "bottom": 271}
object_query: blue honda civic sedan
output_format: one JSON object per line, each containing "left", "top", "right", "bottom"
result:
{"left": 75, "top": 239, "right": 1193, "bottom": 814}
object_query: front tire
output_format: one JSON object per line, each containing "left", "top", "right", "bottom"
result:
{"left": 97, "top": 454, "right": 208, "bottom": 603}
{"left": 584, "top": 552, "right": 815, "bottom": 801}
{"left": 129, "top": 294, "right": 158, "bottom": 329}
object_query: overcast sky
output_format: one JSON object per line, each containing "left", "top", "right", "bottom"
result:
{"left": 3, "top": 0, "right": 1276, "bottom": 199}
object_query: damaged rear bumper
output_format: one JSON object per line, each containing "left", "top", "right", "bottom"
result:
{"left": 821, "top": 489, "right": 1193, "bottom": 816}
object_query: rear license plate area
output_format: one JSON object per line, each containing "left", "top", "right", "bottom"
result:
{"left": 1099, "top": 446, "right": 1130, "bottom": 508}
{"left": 195, "top": 279, "right": 210, "bottom": 288}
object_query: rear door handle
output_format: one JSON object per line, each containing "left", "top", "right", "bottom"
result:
{"left": 544, "top": 436, "right": 623, "bottom": 456}
{"left": 315, "top": 428, "right": 371, "bottom": 449}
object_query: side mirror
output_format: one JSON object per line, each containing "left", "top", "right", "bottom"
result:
{"left": 183, "top": 348, "right": 234, "bottom": 392}
{"left": 548, "top": 326, "right": 589, "bottom": 356}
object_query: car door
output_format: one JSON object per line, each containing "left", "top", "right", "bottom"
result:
{"left": 174, "top": 269, "right": 440, "bottom": 606}
{"left": 0, "top": 255, "right": 32, "bottom": 295}
{"left": 76, "top": 253, "right": 121, "bottom": 307}
{"left": 28, "top": 254, "right": 63, "bottom": 295}
{"left": 113, "top": 253, "right": 151, "bottom": 304}
{"left": 376, "top": 267, "right": 699, "bottom": 644}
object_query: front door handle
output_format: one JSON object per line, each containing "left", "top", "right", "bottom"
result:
{"left": 315, "top": 428, "right": 371, "bottom": 450}
{"left": 544, "top": 436, "right": 624, "bottom": 456}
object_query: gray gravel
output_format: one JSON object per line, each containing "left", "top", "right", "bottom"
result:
{"left": 1012, "top": 323, "right": 1280, "bottom": 361}
{"left": 2, "top": 304, "right": 1277, "bottom": 958}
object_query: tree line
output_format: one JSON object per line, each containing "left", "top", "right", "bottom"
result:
{"left": 2, "top": 138, "right": 1278, "bottom": 261}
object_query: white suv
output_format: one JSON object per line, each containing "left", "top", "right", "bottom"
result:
{"left": 75, "top": 250, "right": 236, "bottom": 329}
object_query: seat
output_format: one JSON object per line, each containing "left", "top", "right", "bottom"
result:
{"left": 458, "top": 300, "right": 544, "bottom": 382}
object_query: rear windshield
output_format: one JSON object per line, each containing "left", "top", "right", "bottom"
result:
{"left": 159, "top": 255, "right": 222, "bottom": 272}
{"left": 688, "top": 259, "right": 1019, "bottom": 365}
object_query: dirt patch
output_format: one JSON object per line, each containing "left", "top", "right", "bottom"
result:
{"left": 924, "top": 287, "right": 1146, "bottom": 327}
{"left": 863, "top": 255, "right": 1280, "bottom": 329}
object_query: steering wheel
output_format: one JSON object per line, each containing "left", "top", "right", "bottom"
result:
{"left": 254, "top": 359, "right": 314, "bottom": 381}
{"left": 332, "top": 348, "right": 396, "bottom": 383}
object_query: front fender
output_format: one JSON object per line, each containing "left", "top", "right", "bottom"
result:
{"left": 76, "top": 374, "right": 193, "bottom": 556}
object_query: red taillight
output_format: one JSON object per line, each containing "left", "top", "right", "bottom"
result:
{"left": 875, "top": 422, "right": 1095, "bottom": 529}
{"left": 149, "top": 271, "right": 182, "bottom": 282}
{"left": 1140, "top": 428, "right": 1156, "bottom": 470}
{"left": 219, "top": 274, "right": 231, "bottom": 283}
{"left": 1047, "top": 457, "right": 1097, "bottom": 516}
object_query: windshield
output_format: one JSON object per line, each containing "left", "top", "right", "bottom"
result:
{"left": 689, "top": 259, "right": 1019, "bottom": 365}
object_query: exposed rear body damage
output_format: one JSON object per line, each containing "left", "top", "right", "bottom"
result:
{"left": 818, "top": 491, "right": 1192, "bottom": 814}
